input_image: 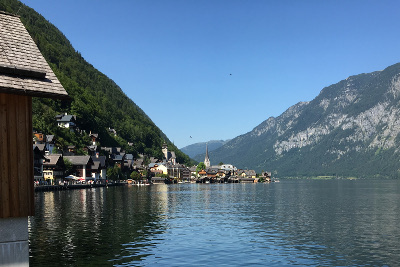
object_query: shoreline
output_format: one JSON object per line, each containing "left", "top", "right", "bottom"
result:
{"left": 34, "top": 182, "right": 126, "bottom": 192}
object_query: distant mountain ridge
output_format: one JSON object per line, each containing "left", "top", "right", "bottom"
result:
{"left": 209, "top": 63, "right": 400, "bottom": 178}
{"left": 180, "top": 140, "right": 229, "bottom": 159}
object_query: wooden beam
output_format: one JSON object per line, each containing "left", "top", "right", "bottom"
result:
{"left": 0, "top": 93, "right": 34, "bottom": 218}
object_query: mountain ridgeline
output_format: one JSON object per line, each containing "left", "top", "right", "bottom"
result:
{"left": 209, "top": 63, "right": 400, "bottom": 178}
{"left": 0, "top": 0, "right": 192, "bottom": 165}
{"left": 180, "top": 140, "right": 229, "bottom": 159}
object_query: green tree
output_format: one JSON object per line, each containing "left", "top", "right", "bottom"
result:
{"left": 107, "top": 165, "right": 122, "bottom": 181}
{"left": 141, "top": 170, "right": 149, "bottom": 179}
{"left": 63, "top": 158, "right": 73, "bottom": 176}
{"left": 196, "top": 162, "right": 206, "bottom": 173}
{"left": 130, "top": 171, "right": 141, "bottom": 181}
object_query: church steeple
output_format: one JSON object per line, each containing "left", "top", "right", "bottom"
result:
{"left": 162, "top": 142, "right": 168, "bottom": 160}
{"left": 204, "top": 143, "right": 210, "bottom": 168}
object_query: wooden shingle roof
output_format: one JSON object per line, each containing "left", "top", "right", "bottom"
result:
{"left": 64, "top": 156, "right": 93, "bottom": 166}
{"left": 43, "top": 154, "right": 63, "bottom": 166}
{"left": 0, "top": 11, "right": 68, "bottom": 98}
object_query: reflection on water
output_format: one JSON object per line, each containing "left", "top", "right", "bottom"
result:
{"left": 29, "top": 180, "right": 400, "bottom": 266}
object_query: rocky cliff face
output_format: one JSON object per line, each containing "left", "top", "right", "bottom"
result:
{"left": 210, "top": 63, "right": 400, "bottom": 178}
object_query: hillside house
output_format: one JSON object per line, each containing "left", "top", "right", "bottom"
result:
{"left": 56, "top": 113, "right": 76, "bottom": 129}
{"left": 123, "top": 154, "right": 135, "bottom": 172}
{"left": 89, "top": 132, "right": 98, "bottom": 145}
{"left": 33, "top": 143, "right": 46, "bottom": 154}
{"left": 63, "top": 145, "right": 76, "bottom": 156}
{"left": 33, "top": 132, "right": 44, "bottom": 143}
{"left": 133, "top": 157, "right": 144, "bottom": 169}
{"left": 112, "top": 154, "right": 124, "bottom": 168}
{"left": 101, "top": 146, "right": 122, "bottom": 155}
{"left": 45, "top": 135, "right": 55, "bottom": 154}
{"left": 85, "top": 145, "right": 98, "bottom": 156}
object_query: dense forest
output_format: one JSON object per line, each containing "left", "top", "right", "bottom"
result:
{"left": 0, "top": 0, "right": 194, "bottom": 165}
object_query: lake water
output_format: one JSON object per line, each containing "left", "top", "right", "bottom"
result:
{"left": 29, "top": 180, "right": 400, "bottom": 266}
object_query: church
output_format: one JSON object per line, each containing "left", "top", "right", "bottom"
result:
{"left": 204, "top": 143, "right": 210, "bottom": 168}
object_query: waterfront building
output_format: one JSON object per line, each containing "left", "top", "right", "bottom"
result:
{"left": 149, "top": 163, "right": 168, "bottom": 175}
{"left": 43, "top": 154, "right": 65, "bottom": 184}
{"left": 91, "top": 154, "right": 107, "bottom": 181}
{"left": 64, "top": 156, "right": 94, "bottom": 182}
{"left": 217, "top": 164, "right": 237, "bottom": 174}
{"left": 167, "top": 164, "right": 191, "bottom": 181}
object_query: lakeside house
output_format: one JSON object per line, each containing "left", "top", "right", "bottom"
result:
{"left": 91, "top": 154, "right": 107, "bottom": 181}
{"left": 167, "top": 164, "right": 191, "bottom": 181}
{"left": 43, "top": 154, "right": 65, "bottom": 184}
{"left": 33, "top": 146, "right": 46, "bottom": 181}
{"left": 64, "top": 155, "right": 94, "bottom": 182}
{"left": 150, "top": 163, "right": 168, "bottom": 175}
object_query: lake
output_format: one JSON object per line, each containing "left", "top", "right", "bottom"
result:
{"left": 29, "top": 180, "right": 400, "bottom": 266}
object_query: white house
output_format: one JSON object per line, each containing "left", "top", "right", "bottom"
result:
{"left": 56, "top": 113, "right": 76, "bottom": 128}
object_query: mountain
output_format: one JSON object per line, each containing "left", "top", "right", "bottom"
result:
{"left": 0, "top": 0, "right": 193, "bottom": 165}
{"left": 180, "top": 140, "right": 229, "bottom": 159}
{"left": 209, "top": 63, "right": 400, "bottom": 178}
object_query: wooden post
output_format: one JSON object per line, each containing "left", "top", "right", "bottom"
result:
{"left": 0, "top": 93, "right": 34, "bottom": 218}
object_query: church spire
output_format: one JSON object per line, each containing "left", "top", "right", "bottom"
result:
{"left": 204, "top": 143, "right": 210, "bottom": 168}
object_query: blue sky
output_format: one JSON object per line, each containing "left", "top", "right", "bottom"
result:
{"left": 20, "top": 0, "right": 400, "bottom": 148}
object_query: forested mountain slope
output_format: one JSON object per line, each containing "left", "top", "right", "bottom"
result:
{"left": 210, "top": 63, "right": 400, "bottom": 178}
{"left": 0, "top": 0, "right": 192, "bottom": 164}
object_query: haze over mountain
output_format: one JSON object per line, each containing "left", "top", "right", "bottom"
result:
{"left": 209, "top": 62, "right": 400, "bottom": 178}
{"left": 180, "top": 140, "right": 229, "bottom": 159}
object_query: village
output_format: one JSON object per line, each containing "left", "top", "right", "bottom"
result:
{"left": 33, "top": 113, "right": 272, "bottom": 187}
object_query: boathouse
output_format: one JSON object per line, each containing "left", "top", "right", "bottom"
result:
{"left": 0, "top": 11, "right": 68, "bottom": 265}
